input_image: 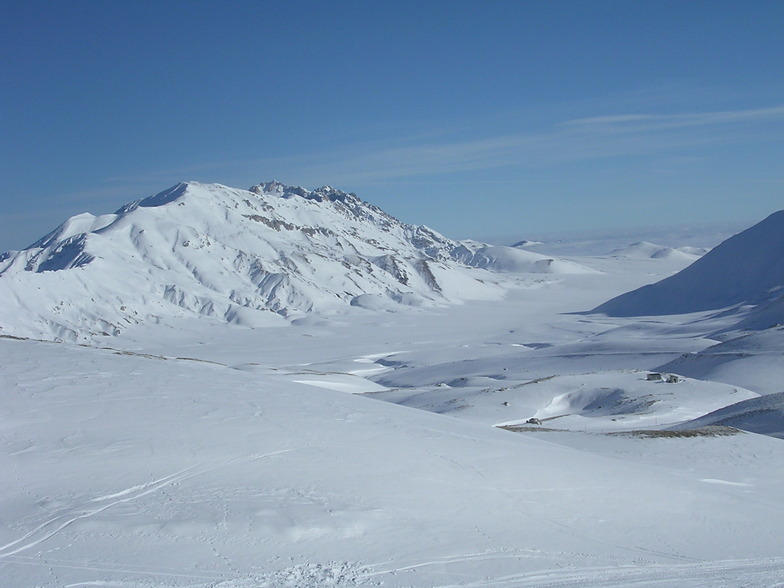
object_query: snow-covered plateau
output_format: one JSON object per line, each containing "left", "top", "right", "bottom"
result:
{"left": 1, "top": 182, "right": 783, "bottom": 587}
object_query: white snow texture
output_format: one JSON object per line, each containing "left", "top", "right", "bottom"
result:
{"left": 2, "top": 181, "right": 783, "bottom": 588}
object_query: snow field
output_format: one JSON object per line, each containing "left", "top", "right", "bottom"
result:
{"left": 3, "top": 283, "right": 784, "bottom": 587}
{"left": 2, "top": 187, "right": 783, "bottom": 587}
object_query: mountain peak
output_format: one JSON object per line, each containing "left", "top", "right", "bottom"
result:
{"left": 116, "top": 182, "right": 191, "bottom": 214}
{"left": 249, "top": 181, "right": 357, "bottom": 204}
{"left": 0, "top": 180, "right": 593, "bottom": 341}
{"left": 249, "top": 180, "right": 286, "bottom": 196}
{"left": 0, "top": 181, "right": 487, "bottom": 340}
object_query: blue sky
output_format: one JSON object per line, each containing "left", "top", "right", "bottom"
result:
{"left": 1, "top": 1, "right": 782, "bottom": 251}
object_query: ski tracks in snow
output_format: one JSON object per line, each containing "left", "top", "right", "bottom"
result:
{"left": 0, "top": 466, "right": 200, "bottom": 559}
{"left": 419, "top": 556, "right": 784, "bottom": 588}
{"left": 356, "top": 551, "right": 784, "bottom": 587}
{"left": 0, "top": 449, "right": 296, "bottom": 560}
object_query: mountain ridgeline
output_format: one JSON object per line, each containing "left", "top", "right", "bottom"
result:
{"left": 0, "top": 181, "right": 590, "bottom": 341}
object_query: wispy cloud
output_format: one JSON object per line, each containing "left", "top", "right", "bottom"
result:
{"left": 262, "top": 103, "right": 784, "bottom": 187}
{"left": 562, "top": 105, "right": 784, "bottom": 130}
{"left": 6, "top": 103, "right": 779, "bottom": 252}
{"left": 82, "top": 103, "right": 784, "bottom": 195}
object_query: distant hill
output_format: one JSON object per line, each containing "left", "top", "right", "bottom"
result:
{"left": 607, "top": 241, "right": 704, "bottom": 261}
{"left": 593, "top": 210, "right": 784, "bottom": 317}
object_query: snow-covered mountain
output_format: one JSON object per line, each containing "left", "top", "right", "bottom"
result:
{"left": 593, "top": 210, "right": 784, "bottom": 318}
{"left": 0, "top": 181, "right": 591, "bottom": 342}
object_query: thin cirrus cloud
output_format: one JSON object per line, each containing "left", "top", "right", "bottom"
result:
{"left": 86, "top": 103, "right": 784, "bottom": 197}
{"left": 563, "top": 105, "right": 784, "bottom": 131}
{"left": 267, "top": 104, "right": 784, "bottom": 187}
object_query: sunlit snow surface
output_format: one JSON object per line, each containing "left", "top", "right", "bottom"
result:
{"left": 0, "top": 182, "right": 597, "bottom": 343}
{"left": 2, "top": 201, "right": 784, "bottom": 586}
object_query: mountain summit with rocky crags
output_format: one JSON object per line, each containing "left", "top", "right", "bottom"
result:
{"left": 0, "top": 181, "right": 592, "bottom": 341}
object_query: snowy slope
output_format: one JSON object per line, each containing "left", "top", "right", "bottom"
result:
{"left": 3, "top": 336, "right": 784, "bottom": 588}
{"left": 672, "top": 391, "right": 784, "bottom": 439}
{"left": 372, "top": 368, "right": 759, "bottom": 433}
{"left": 593, "top": 210, "right": 784, "bottom": 317}
{"left": 0, "top": 181, "right": 593, "bottom": 342}
{"left": 3, "top": 217, "right": 784, "bottom": 587}
{"left": 659, "top": 326, "right": 784, "bottom": 395}
{"left": 731, "top": 293, "right": 784, "bottom": 331}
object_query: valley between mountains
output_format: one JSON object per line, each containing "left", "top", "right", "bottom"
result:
{"left": 1, "top": 182, "right": 783, "bottom": 587}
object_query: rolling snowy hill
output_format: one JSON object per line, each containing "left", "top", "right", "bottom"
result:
{"left": 607, "top": 241, "right": 704, "bottom": 261}
{"left": 3, "top": 317, "right": 784, "bottom": 588}
{"left": 658, "top": 325, "right": 784, "bottom": 395}
{"left": 0, "top": 181, "right": 591, "bottom": 342}
{"left": 593, "top": 210, "right": 784, "bottom": 318}
{"left": 673, "top": 390, "right": 784, "bottom": 439}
